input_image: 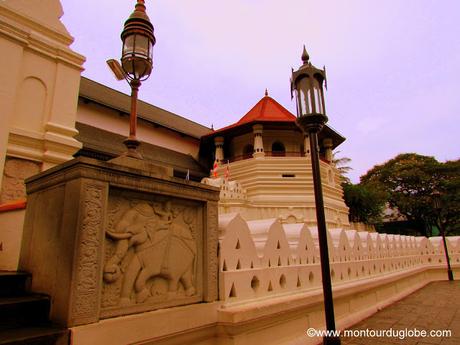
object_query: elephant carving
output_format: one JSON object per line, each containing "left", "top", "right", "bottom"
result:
{"left": 103, "top": 201, "right": 197, "bottom": 305}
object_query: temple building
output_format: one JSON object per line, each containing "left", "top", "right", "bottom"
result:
{"left": 200, "top": 90, "right": 349, "bottom": 228}
{"left": 75, "top": 78, "right": 350, "bottom": 228}
{"left": 1, "top": 2, "right": 458, "bottom": 345}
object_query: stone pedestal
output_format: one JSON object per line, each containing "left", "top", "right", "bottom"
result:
{"left": 19, "top": 157, "right": 219, "bottom": 327}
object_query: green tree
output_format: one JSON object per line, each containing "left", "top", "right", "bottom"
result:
{"left": 433, "top": 159, "right": 460, "bottom": 235}
{"left": 342, "top": 183, "right": 387, "bottom": 224}
{"left": 360, "top": 153, "right": 459, "bottom": 236}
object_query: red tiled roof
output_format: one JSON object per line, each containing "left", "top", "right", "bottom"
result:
{"left": 204, "top": 95, "right": 296, "bottom": 137}
{"left": 236, "top": 95, "right": 296, "bottom": 124}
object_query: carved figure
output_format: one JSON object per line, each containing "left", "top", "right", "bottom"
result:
{"left": 103, "top": 201, "right": 196, "bottom": 305}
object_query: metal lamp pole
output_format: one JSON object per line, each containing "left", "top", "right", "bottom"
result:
{"left": 432, "top": 191, "right": 454, "bottom": 281}
{"left": 107, "top": 0, "right": 156, "bottom": 159}
{"left": 291, "top": 46, "right": 340, "bottom": 345}
{"left": 124, "top": 79, "right": 142, "bottom": 159}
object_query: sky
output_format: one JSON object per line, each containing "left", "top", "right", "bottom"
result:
{"left": 59, "top": 0, "right": 460, "bottom": 183}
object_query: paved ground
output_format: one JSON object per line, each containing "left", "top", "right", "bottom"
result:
{"left": 341, "top": 281, "right": 460, "bottom": 345}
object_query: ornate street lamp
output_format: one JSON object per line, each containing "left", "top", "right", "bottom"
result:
{"left": 107, "top": 0, "right": 156, "bottom": 159}
{"left": 432, "top": 191, "right": 454, "bottom": 281}
{"left": 291, "top": 46, "right": 340, "bottom": 345}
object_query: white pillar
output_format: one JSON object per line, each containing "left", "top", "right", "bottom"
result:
{"left": 214, "top": 136, "right": 224, "bottom": 163}
{"left": 323, "top": 138, "right": 333, "bottom": 163}
{"left": 0, "top": 0, "right": 84, "bottom": 176}
{"left": 252, "top": 124, "right": 265, "bottom": 159}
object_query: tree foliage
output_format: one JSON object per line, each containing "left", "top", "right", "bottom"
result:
{"left": 433, "top": 159, "right": 460, "bottom": 235}
{"left": 360, "top": 153, "right": 459, "bottom": 236}
{"left": 342, "top": 182, "right": 387, "bottom": 224}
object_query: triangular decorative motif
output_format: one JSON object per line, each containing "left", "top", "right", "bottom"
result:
{"left": 229, "top": 283, "right": 237, "bottom": 297}
{"left": 267, "top": 281, "right": 273, "bottom": 292}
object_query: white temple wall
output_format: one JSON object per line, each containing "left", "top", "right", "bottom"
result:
{"left": 213, "top": 157, "right": 350, "bottom": 227}
{"left": 70, "top": 214, "right": 460, "bottom": 345}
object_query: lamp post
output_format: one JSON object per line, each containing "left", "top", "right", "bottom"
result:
{"left": 432, "top": 191, "right": 454, "bottom": 281}
{"left": 107, "top": 0, "right": 156, "bottom": 159}
{"left": 291, "top": 46, "right": 340, "bottom": 345}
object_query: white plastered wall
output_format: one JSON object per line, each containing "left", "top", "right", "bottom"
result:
{"left": 0, "top": 0, "right": 85, "bottom": 177}
{"left": 0, "top": 0, "right": 85, "bottom": 270}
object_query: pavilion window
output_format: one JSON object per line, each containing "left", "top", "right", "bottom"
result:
{"left": 243, "top": 144, "right": 254, "bottom": 159}
{"left": 271, "top": 142, "right": 286, "bottom": 157}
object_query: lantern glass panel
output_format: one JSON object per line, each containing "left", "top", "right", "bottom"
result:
{"left": 297, "top": 76, "right": 312, "bottom": 116}
{"left": 121, "top": 33, "right": 153, "bottom": 80}
{"left": 294, "top": 89, "right": 300, "bottom": 115}
{"left": 123, "top": 35, "right": 135, "bottom": 56}
{"left": 135, "top": 35, "right": 150, "bottom": 58}
{"left": 315, "top": 88, "right": 322, "bottom": 113}
{"left": 313, "top": 78, "right": 324, "bottom": 114}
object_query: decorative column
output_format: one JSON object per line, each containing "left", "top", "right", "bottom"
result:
{"left": 252, "top": 124, "right": 265, "bottom": 159}
{"left": 323, "top": 138, "right": 333, "bottom": 163}
{"left": 214, "top": 136, "right": 224, "bottom": 163}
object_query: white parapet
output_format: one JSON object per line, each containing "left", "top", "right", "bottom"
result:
{"left": 71, "top": 214, "right": 460, "bottom": 345}
{"left": 219, "top": 213, "right": 460, "bottom": 304}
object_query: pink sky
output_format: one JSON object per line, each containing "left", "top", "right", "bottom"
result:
{"left": 60, "top": 0, "right": 460, "bottom": 182}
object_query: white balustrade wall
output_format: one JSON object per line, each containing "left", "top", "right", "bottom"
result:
{"left": 219, "top": 213, "right": 460, "bottom": 303}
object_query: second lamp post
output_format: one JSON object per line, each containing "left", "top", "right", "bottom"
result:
{"left": 432, "top": 191, "right": 454, "bottom": 281}
{"left": 291, "top": 46, "right": 341, "bottom": 345}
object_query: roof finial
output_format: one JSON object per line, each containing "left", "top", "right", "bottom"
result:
{"left": 301, "top": 45, "right": 309, "bottom": 64}
{"left": 135, "top": 0, "right": 146, "bottom": 12}
{"left": 211, "top": 123, "right": 214, "bottom": 130}
{"left": 265, "top": 88, "right": 268, "bottom": 97}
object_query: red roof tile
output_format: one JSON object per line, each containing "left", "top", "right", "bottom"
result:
{"left": 203, "top": 95, "right": 297, "bottom": 137}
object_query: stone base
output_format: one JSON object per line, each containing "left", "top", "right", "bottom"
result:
{"left": 19, "top": 157, "right": 219, "bottom": 327}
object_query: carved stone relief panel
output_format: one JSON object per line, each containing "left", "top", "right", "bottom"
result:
{"left": 70, "top": 181, "right": 106, "bottom": 325}
{"left": 101, "top": 188, "right": 203, "bottom": 317}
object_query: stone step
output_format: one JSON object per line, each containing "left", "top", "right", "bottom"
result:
{"left": 0, "top": 294, "right": 50, "bottom": 330}
{"left": 0, "top": 326, "right": 69, "bottom": 345}
{"left": 0, "top": 272, "right": 30, "bottom": 297}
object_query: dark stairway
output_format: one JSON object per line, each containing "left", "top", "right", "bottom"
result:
{"left": 0, "top": 271, "right": 69, "bottom": 345}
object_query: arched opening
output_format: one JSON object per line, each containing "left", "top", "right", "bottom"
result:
{"left": 271, "top": 142, "right": 285, "bottom": 157}
{"left": 242, "top": 144, "right": 254, "bottom": 159}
